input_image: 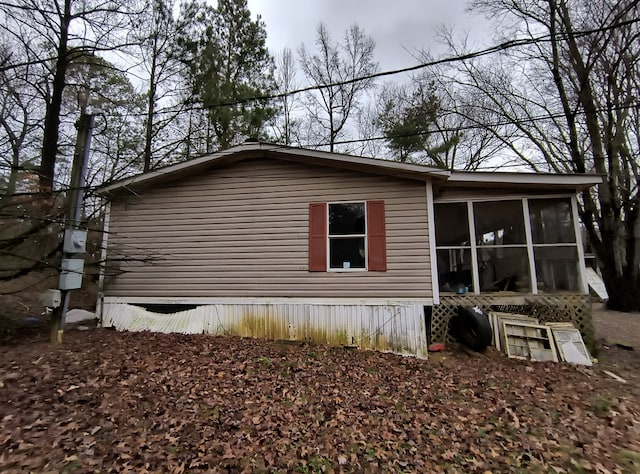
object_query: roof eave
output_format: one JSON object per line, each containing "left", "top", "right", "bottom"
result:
{"left": 98, "top": 142, "right": 264, "bottom": 195}
{"left": 97, "top": 142, "right": 451, "bottom": 196}
{"left": 446, "top": 171, "right": 603, "bottom": 190}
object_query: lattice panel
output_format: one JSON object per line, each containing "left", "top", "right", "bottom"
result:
{"left": 431, "top": 294, "right": 595, "bottom": 353}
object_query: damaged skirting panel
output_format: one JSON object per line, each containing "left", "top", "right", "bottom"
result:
{"left": 101, "top": 302, "right": 428, "bottom": 358}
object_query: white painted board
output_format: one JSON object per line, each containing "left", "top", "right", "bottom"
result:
{"left": 551, "top": 328, "right": 592, "bottom": 366}
{"left": 585, "top": 267, "right": 608, "bottom": 301}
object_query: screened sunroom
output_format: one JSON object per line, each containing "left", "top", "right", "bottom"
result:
{"left": 428, "top": 171, "right": 600, "bottom": 350}
{"left": 434, "top": 196, "right": 586, "bottom": 296}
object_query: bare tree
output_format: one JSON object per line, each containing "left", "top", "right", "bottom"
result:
{"left": 0, "top": 1, "right": 146, "bottom": 335}
{"left": 425, "top": 52, "right": 519, "bottom": 171}
{"left": 133, "top": 0, "right": 186, "bottom": 171}
{"left": 0, "top": 41, "right": 43, "bottom": 195}
{"left": 0, "top": 0, "right": 142, "bottom": 190}
{"left": 443, "top": 0, "right": 640, "bottom": 309}
{"left": 299, "top": 23, "right": 378, "bottom": 152}
{"left": 350, "top": 96, "right": 385, "bottom": 158}
{"left": 62, "top": 54, "right": 146, "bottom": 189}
{"left": 271, "top": 48, "right": 301, "bottom": 145}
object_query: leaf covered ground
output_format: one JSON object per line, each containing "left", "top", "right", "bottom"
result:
{"left": 1, "top": 330, "right": 639, "bottom": 473}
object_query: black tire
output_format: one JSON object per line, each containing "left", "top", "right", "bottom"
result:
{"left": 451, "top": 306, "right": 493, "bottom": 352}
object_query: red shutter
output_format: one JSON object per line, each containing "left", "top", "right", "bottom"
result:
{"left": 367, "top": 200, "right": 387, "bottom": 271}
{"left": 309, "top": 203, "right": 327, "bottom": 271}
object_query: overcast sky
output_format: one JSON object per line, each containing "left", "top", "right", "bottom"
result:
{"left": 246, "top": 0, "right": 492, "bottom": 75}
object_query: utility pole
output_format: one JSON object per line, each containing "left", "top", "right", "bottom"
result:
{"left": 50, "top": 113, "right": 95, "bottom": 344}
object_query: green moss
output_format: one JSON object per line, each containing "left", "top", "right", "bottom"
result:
{"left": 590, "top": 395, "right": 611, "bottom": 415}
{"left": 256, "top": 356, "right": 272, "bottom": 366}
{"left": 616, "top": 449, "right": 640, "bottom": 472}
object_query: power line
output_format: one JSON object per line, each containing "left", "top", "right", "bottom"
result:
{"left": 91, "top": 16, "right": 640, "bottom": 118}
{"left": 2, "top": 14, "right": 637, "bottom": 186}
{"left": 291, "top": 101, "right": 640, "bottom": 149}
{"left": 190, "top": 17, "right": 640, "bottom": 111}
{"left": 1, "top": 100, "right": 636, "bottom": 194}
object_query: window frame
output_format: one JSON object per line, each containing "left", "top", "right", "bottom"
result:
{"left": 326, "top": 200, "right": 368, "bottom": 272}
{"left": 473, "top": 199, "right": 531, "bottom": 293}
{"left": 433, "top": 195, "right": 588, "bottom": 295}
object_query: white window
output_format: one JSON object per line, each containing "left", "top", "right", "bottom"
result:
{"left": 328, "top": 202, "right": 366, "bottom": 270}
{"left": 434, "top": 202, "right": 473, "bottom": 292}
{"left": 474, "top": 200, "right": 531, "bottom": 292}
{"left": 528, "top": 198, "right": 580, "bottom": 292}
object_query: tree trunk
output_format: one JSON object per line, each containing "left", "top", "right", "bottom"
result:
{"left": 7, "top": 144, "right": 20, "bottom": 196}
{"left": 143, "top": 39, "right": 158, "bottom": 172}
{"left": 39, "top": 0, "right": 72, "bottom": 191}
{"left": 553, "top": 0, "right": 640, "bottom": 310}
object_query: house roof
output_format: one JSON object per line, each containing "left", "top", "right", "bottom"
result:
{"left": 98, "top": 141, "right": 602, "bottom": 196}
{"left": 445, "top": 170, "right": 602, "bottom": 190}
{"left": 98, "top": 141, "right": 451, "bottom": 196}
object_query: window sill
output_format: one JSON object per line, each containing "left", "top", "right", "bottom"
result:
{"left": 327, "top": 268, "right": 368, "bottom": 273}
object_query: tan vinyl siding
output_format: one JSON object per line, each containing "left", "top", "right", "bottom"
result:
{"left": 105, "top": 157, "right": 432, "bottom": 298}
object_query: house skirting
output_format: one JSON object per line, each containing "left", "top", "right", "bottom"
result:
{"left": 100, "top": 298, "right": 429, "bottom": 358}
{"left": 430, "top": 294, "right": 594, "bottom": 353}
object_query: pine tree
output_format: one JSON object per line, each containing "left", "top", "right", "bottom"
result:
{"left": 177, "top": 0, "right": 275, "bottom": 150}
{"left": 376, "top": 78, "right": 459, "bottom": 167}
